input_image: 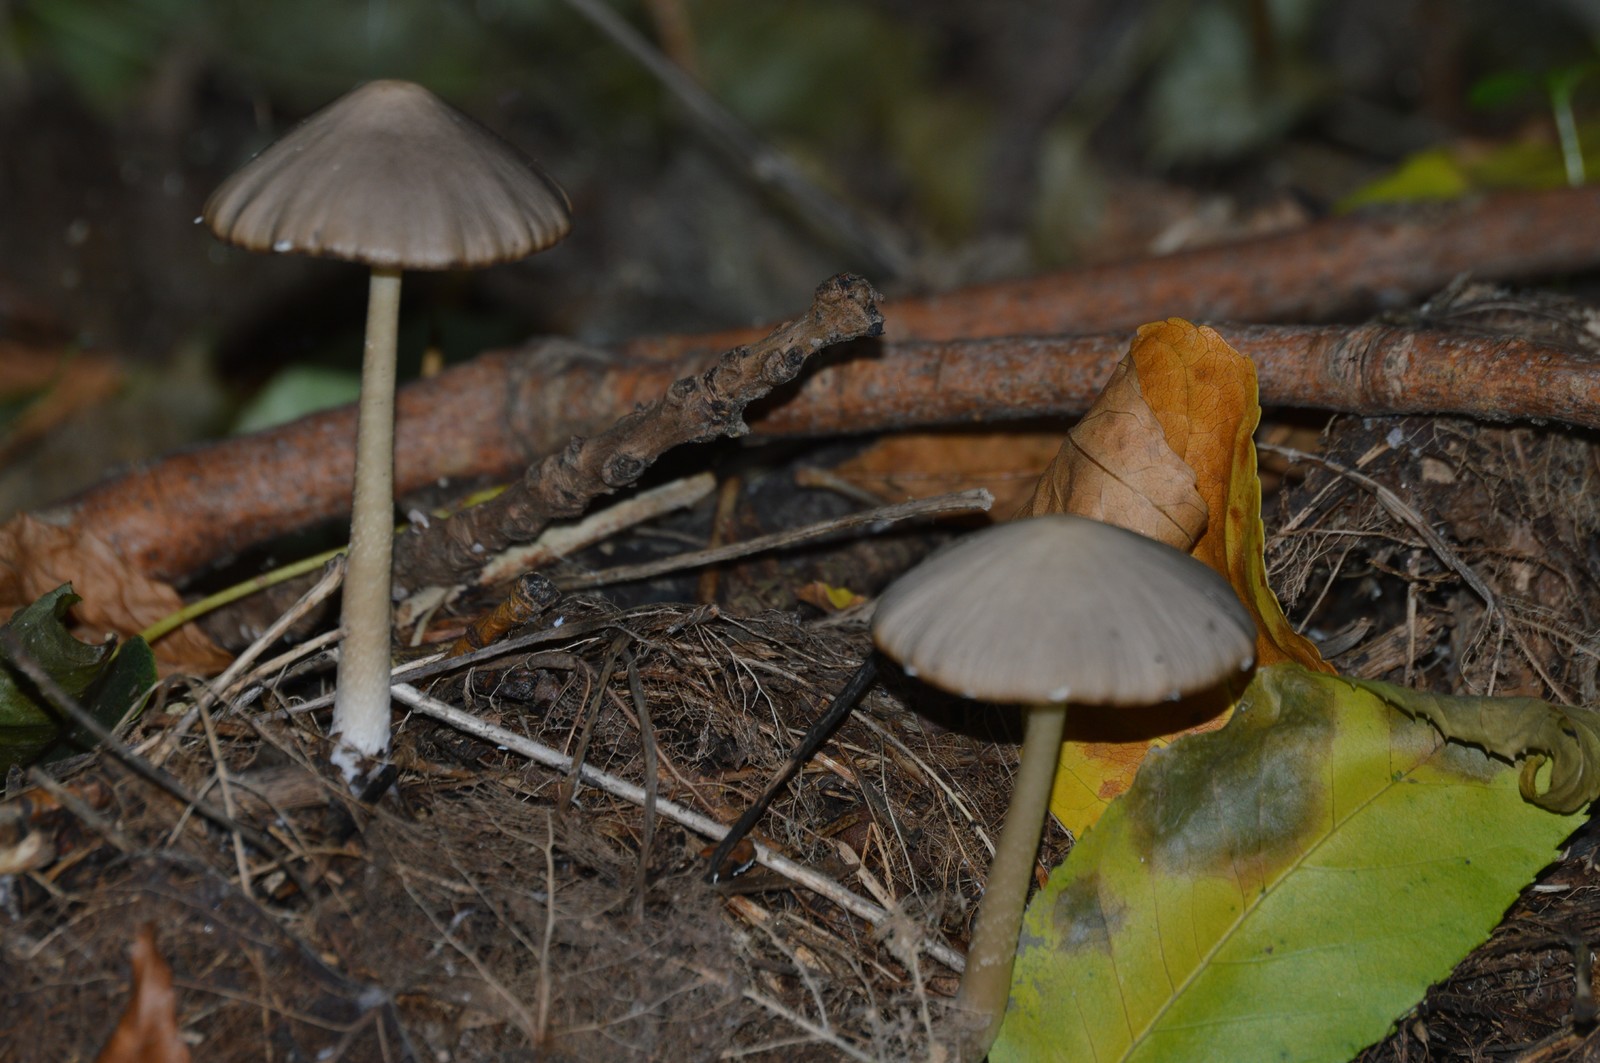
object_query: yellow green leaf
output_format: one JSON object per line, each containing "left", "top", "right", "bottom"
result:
{"left": 997, "top": 664, "right": 1590, "bottom": 1062}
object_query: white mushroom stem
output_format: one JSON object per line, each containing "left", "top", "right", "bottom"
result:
{"left": 955, "top": 699, "right": 1067, "bottom": 1059}
{"left": 330, "top": 267, "right": 403, "bottom": 780}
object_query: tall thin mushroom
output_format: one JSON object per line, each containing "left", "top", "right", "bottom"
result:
{"left": 203, "top": 80, "right": 571, "bottom": 780}
{"left": 872, "top": 515, "right": 1256, "bottom": 1060}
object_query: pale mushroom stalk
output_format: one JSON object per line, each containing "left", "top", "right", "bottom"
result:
{"left": 330, "top": 267, "right": 403, "bottom": 772}
{"left": 954, "top": 699, "right": 1066, "bottom": 1054}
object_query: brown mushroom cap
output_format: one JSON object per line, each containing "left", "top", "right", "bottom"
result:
{"left": 871, "top": 515, "right": 1256, "bottom": 705}
{"left": 202, "top": 80, "right": 571, "bottom": 270}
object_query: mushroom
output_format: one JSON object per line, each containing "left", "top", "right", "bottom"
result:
{"left": 871, "top": 514, "right": 1256, "bottom": 1059}
{"left": 202, "top": 80, "right": 571, "bottom": 780}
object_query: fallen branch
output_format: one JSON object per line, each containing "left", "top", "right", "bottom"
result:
{"left": 749, "top": 323, "right": 1600, "bottom": 437}
{"left": 623, "top": 184, "right": 1600, "bottom": 353}
{"left": 49, "top": 315, "right": 1600, "bottom": 586}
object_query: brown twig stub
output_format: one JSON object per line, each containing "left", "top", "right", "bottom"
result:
{"left": 446, "top": 572, "right": 561, "bottom": 658}
{"left": 392, "top": 273, "right": 884, "bottom": 592}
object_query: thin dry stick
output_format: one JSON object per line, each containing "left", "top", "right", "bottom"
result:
{"left": 559, "top": 488, "right": 994, "bottom": 590}
{"left": 277, "top": 612, "right": 635, "bottom": 719}
{"left": 475, "top": 472, "right": 716, "bottom": 588}
{"left": 233, "top": 627, "right": 343, "bottom": 698}
{"left": 389, "top": 682, "right": 966, "bottom": 972}
{"left": 560, "top": 634, "right": 629, "bottom": 808}
{"left": 395, "top": 473, "right": 717, "bottom": 629}
{"left": 215, "top": 556, "right": 347, "bottom": 701}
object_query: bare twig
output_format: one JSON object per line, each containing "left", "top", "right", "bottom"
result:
{"left": 196, "top": 700, "right": 253, "bottom": 895}
{"left": 160, "top": 555, "right": 346, "bottom": 755}
{"left": 475, "top": 472, "right": 716, "bottom": 589}
{"left": 392, "top": 273, "right": 884, "bottom": 593}
{"left": 559, "top": 634, "right": 628, "bottom": 810}
{"left": 560, "top": 488, "right": 994, "bottom": 590}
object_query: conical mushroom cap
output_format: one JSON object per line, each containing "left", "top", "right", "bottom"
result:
{"left": 872, "top": 515, "right": 1256, "bottom": 705}
{"left": 203, "top": 80, "right": 571, "bottom": 270}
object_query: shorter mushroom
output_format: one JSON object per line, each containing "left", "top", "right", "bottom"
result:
{"left": 871, "top": 514, "right": 1256, "bottom": 1060}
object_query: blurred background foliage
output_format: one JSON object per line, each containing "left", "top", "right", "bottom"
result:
{"left": 1, "top": 0, "right": 1597, "bottom": 513}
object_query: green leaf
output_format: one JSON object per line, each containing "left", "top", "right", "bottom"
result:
{"left": 995, "top": 664, "right": 1588, "bottom": 1063}
{"left": 1338, "top": 149, "right": 1472, "bottom": 210}
{"left": 1468, "top": 69, "right": 1538, "bottom": 110}
{"left": 0, "top": 583, "right": 157, "bottom": 770}
{"left": 232, "top": 365, "right": 362, "bottom": 435}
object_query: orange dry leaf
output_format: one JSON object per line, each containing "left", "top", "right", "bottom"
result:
{"left": 95, "top": 924, "right": 192, "bottom": 1063}
{"left": 1023, "top": 319, "right": 1330, "bottom": 836}
{"left": 0, "top": 513, "right": 231, "bottom": 677}
{"left": 1132, "top": 319, "right": 1327, "bottom": 670}
{"left": 826, "top": 429, "right": 1064, "bottom": 516}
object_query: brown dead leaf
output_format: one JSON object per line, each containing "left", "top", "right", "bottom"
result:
{"left": 1028, "top": 320, "right": 1328, "bottom": 836}
{"left": 1136, "top": 319, "right": 1326, "bottom": 671}
{"left": 1016, "top": 352, "right": 1208, "bottom": 549}
{"left": 0, "top": 513, "right": 231, "bottom": 676}
{"left": 827, "top": 429, "right": 1064, "bottom": 516}
{"left": 95, "top": 924, "right": 192, "bottom": 1063}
